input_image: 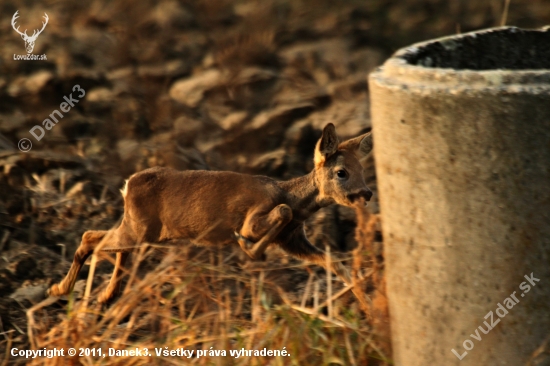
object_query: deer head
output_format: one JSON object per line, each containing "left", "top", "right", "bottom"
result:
{"left": 12, "top": 11, "right": 49, "bottom": 54}
{"left": 313, "top": 123, "right": 373, "bottom": 207}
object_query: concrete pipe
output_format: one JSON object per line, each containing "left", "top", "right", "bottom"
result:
{"left": 369, "top": 27, "right": 550, "bottom": 366}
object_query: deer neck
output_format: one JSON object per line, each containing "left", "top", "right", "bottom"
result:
{"left": 279, "top": 171, "right": 327, "bottom": 221}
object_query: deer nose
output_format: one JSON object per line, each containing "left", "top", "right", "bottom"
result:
{"left": 347, "top": 189, "right": 373, "bottom": 203}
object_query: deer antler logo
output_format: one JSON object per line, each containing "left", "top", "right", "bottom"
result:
{"left": 11, "top": 10, "right": 49, "bottom": 54}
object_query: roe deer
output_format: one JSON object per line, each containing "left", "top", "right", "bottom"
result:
{"left": 48, "top": 123, "right": 373, "bottom": 304}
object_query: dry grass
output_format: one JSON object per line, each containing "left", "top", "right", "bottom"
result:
{"left": 20, "top": 204, "right": 389, "bottom": 365}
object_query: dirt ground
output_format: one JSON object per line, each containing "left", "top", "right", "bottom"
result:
{"left": 1, "top": 0, "right": 549, "bottom": 365}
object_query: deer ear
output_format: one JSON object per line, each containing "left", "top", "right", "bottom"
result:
{"left": 314, "top": 123, "right": 339, "bottom": 167}
{"left": 338, "top": 131, "right": 373, "bottom": 157}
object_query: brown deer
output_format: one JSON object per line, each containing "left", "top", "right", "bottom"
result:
{"left": 48, "top": 123, "right": 373, "bottom": 304}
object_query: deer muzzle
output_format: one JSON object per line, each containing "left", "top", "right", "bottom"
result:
{"left": 347, "top": 189, "right": 373, "bottom": 205}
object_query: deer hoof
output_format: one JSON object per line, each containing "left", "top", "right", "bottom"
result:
{"left": 276, "top": 205, "right": 292, "bottom": 221}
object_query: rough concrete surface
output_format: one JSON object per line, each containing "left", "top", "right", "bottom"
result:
{"left": 369, "top": 26, "right": 550, "bottom": 366}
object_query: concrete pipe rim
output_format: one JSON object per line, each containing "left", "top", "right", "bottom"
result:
{"left": 372, "top": 26, "right": 550, "bottom": 88}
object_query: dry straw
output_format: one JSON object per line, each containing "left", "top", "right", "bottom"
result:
{"left": 23, "top": 205, "right": 387, "bottom": 366}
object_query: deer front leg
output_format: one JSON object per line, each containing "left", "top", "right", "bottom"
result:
{"left": 235, "top": 204, "right": 293, "bottom": 260}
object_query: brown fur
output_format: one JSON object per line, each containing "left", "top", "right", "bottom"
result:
{"left": 48, "top": 123, "right": 373, "bottom": 303}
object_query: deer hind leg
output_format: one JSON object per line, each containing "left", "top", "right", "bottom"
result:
{"left": 48, "top": 230, "right": 109, "bottom": 297}
{"left": 235, "top": 204, "right": 293, "bottom": 260}
{"left": 97, "top": 251, "right": 129, "bottom": 304}
{"left": 95, "top": 222, "right": 137, "bottom": 304}
{"left": 97, "top": 216, "right": 162, "bottom": 303}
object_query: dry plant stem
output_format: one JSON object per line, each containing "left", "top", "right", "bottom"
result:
{"left": 1, "top": 333, "right": 13, "bottom": 366}
{"left": 344, "top": 328, "right": 357, "bottom": 366}
{"left": 325, "top": 245, "right": 333, "bottom": 319}
{"left": 124, "top": 243, "right": 150, "bottom": 294}
{"left": 318, "top": 269, "right": 372, "bottom": 309}
{"left": 28, "top": 242, "right": 382, "bottom": 365}
{"left": 0, "top": 231, "right": 10, "bottom": 253}
{"left": 501, "top": 0, "right": 511, "bottom": 26}
{"left": 361, "top": 333, "right": 388, "bottom": 363}
{"left": 26, "top": 297, "right": 58, "bottom": 350}
{"left": 121, "top": 307, "right": 139, "bottom": 346}
{"left": 313, "top": 280, "right": 320, "bottom": 313}
{"left": 82, "top": 253, "right": 98, "bottom": 309}
{"left": 349, "top": 198, "right": 380, "bottom": 321}
{"left": 290, "top": 305, "right": 356, "bottom": 329}
{"left": 349, "top": 284, "right": 372, "bottom": 321}
{"left": 301, "top": 270, "right": 315, "bottom": 308}
{"left": 59, "top": 170, "right": 65, "bottom": 194}
{"left": 251, "top": 277, "right": 258, "bottom": 323}
{"left": 56, "top": 243, "right": 66, "bottom": 261}
{"left": 97, "top": 259, "right": 169, "bottom": 342}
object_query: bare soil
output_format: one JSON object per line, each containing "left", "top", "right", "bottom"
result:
{"left": 1, "top": 0, "right": 549, "bottom": 365}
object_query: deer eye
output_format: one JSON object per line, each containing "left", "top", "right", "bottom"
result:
{"left": 336, "top": 169, "right": 348, "bottom": 179}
